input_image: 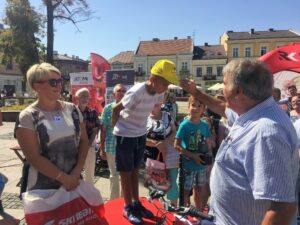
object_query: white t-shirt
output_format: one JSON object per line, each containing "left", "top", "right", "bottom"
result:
{"left": 17, "top": 101, "right": 83, "bottom": 190}
{"left": 113, "top": 82, "right": 164, "bottom": 137}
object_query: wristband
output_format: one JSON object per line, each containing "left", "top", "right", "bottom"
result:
{"left": 55, "top": 172, "right": 62, "bottom": 180}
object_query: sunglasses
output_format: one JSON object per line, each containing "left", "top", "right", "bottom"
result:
{"left": 35, "top": 78, "right": 63, "bottom": 87}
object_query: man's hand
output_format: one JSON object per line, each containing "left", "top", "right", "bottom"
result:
{"left": 179, "top": 79, "right": 198, "bottom": 96}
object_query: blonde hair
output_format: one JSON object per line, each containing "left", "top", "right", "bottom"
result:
{"left": 75, "top": 87, "right": 90, "bottom": 97}
{"left": 26, "top": 63, "right": 61, "bottom": 89}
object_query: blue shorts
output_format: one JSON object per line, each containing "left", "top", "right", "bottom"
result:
{"left": 183, "top": 170, "right": 207, "bottom": 191}
{"left": 115, "top": 135, "right": 146, "bottom": 172}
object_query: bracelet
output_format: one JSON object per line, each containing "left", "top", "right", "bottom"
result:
{"left": 55, "top": 172, "right": 62, "bottom": 180}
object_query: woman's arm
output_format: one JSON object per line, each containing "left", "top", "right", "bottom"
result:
{"left": 16, "top": 127, "right": 83, "bottom": 190}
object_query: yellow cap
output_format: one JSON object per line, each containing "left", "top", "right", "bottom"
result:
{"left": 151, "top": 59, "right": 178, "bottom": 85}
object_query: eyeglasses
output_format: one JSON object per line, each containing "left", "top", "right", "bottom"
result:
{"left": 35, "top": 78, "right": 63, "bottom": 87}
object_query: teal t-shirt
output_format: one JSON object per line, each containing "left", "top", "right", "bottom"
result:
{"left": 176, "top": 118, "right": 211, "bottom": 171}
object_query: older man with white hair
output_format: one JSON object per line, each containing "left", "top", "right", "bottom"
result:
{"left": 181, "top": 59, "right": 299, "bottom": 225}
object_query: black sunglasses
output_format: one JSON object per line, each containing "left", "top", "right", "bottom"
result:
{"left": 35, "top": 78, "right": 63, "bottom": 87}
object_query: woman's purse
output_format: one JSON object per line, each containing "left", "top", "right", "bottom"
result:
{"left": 144, "top": 153, "right": 171, "bottom": 192}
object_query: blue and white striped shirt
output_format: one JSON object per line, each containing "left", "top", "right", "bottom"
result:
{"left": 210, "top": 97, "right": 299, "bottom": 225}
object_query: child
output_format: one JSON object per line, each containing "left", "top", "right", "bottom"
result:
{"left": 112, "top": 59, "right": 178, "bottom": 225}
{"left": 145, "top": 102, "right": 179, "bottom": 206}
{"left": 174, "top": 96, "right": 211, "bottom": 210}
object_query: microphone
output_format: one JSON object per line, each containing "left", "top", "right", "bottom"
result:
{"left": 177, "top": 205, "right": 214, "bottom": 221}
{"left": 148, "top": 186, "right": 165, "bottom": 199}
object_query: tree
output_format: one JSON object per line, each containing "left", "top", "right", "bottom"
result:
{"left": 0, "top": 0, "right": 43, "bottom": 78}
{"left": 43, "top": 0, "right": 92, "bottom": 64}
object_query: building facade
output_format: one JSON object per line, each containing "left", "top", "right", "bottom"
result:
{"left": 220, "top": 28, "right": 300, "bottom": 61}
{"left": 108, "top": 51, "right": 134, "bottom": 70}
{"left": 192, "top": 43, "right": 227, "bottom": 90}
{"left": 53, "top": 51, "right": 89, "bottom": 92}
{"left": 0, "top": 61, "right": 23, "bottom": 97}
{"left": 133, "top": 37, "right": 194, "bottom": 82}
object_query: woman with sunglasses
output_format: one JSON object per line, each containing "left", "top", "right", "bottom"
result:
{"left": 15, "top": 63, "right": 89, "bottom": 192}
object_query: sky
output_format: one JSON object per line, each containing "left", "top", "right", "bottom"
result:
{"left": 0, "top": 0, "right": 300, "bottom": 61}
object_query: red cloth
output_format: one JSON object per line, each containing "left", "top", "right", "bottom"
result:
{"left": 104, "top": 198, "right": 176, "bottom": 225}
{"left": 90, "top": 53, "right": 111, "bottom": 113}
{"left": 259, "top": 43, "right": 300, "bottom": 74}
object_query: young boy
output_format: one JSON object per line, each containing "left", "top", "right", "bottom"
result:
{"left": 174, "top": 96, "right": 211, "bottom": 210}
{"left": 112, "top": 59, "right": 178, "bottom": 225}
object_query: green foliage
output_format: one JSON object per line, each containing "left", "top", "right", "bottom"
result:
{"left": 0, "top": 0, "right": 44, "bottom": 75}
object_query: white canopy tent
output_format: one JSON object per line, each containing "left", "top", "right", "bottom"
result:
{"left": 208, "top": 83, "right": 224, "bottom": 91}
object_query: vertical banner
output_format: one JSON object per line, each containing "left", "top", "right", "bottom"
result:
{"left": 90, "top": 53, "right": 111, "bottom": 113}
{"left": 105, "top": 70, "right": 135, "bottom": 105}
{"left": 70, "top": 72, "right": 96, "bottom": 109}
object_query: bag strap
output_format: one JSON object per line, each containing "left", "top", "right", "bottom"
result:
{"left": 157, "top": 152, "right": 162, "bottom": 161}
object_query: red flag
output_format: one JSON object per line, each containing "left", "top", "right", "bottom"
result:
{"left": 259, "top": 43, "right": 300, "bottom": 74}
{"left": 90, "top": 53, "right": 111, "bottom": 113}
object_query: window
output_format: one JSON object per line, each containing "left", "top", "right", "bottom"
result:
{"left": 196, "top": 67, "right": 202, "bottom": 77}
{"left": 138, "top": 63, "right": 144, "bottom": 73}
{"left": 149, "top": 63, "right": 154, "bottom": 71}
{"left": 260, "top": 46, "right": 267, "bottom": 56}
{"left": 233, "top": 48, "right": 239, "bottom": 58}
{"left": 217, "top": 66, "right": 223, "bottom": 76}
{"left": 181, "top": 62, "right": 188, "bottom": 70}
{"left": 207, "top": 67, "right": 213, "bottom": 76}
{"left": 245, "top": 47, "right": 251, "bottom": 57}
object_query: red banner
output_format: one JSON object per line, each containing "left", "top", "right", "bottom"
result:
{"left": 90, "top": 53, "right": 111, "bottom": 113}
{"left": 259, "top": 43, "right": 300, "bottom": 98}
{"left": 259, "top": 43, "right": 300, "bottom": 74}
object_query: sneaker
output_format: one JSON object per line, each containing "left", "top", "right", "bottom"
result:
{"left": 123, "top": 204, "right": 143, "bottom": 225}
{"left": 133, "top": 201, "right": 154, "bottom": 219}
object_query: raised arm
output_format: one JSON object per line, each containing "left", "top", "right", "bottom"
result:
{"left": 180, "top": 79, "right": 226, "bottom": 117}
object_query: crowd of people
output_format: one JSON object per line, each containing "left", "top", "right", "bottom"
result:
{"left": 1, "top": 58, "right": 298, "bottom": 225}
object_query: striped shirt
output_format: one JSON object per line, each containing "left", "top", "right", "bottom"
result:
{"left": 101, "top": 102, "right": 116, "bottom": 154}
{"left": 113, "top": 82, "right": 164, "bottom": 137}
{"left": 210, "top": 97, "right": 299, "bottom": 225}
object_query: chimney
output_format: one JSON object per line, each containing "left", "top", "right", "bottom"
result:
{"left": 174, "top": 37, "right": 178, "bottom": 40}
{"left": 269, "top": 28, "right": 274, "bottom": 32}
{"left": 152, "top": 38, "right": 160, "bottom": 41}
{"left": 53, "top": 50, "right": 58, "bottom": 55}
{"left": 204, "top": 42, "right": 208, "bottom": 46}
{"left": 227, "top": 30, "right": 233, "bottom": 33}
{"left": 187, "top": 36, "right": 191, "bottom": 39}
{"left": 250, "top": 28, "right": 255, "bottom": 34}
{"left": 72, "top": 55, "right": 75, "bottom": 59}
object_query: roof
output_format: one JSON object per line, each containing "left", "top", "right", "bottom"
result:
{"left": 108, "top": 51, "right": 134, "bottom": 64}
{"left": 193, "top": 44, "right": 227, "bottom": 60}
{"left": 225, "top": 29, "right": 300, "bottom": 40}
{"left": 53, "top": 53, "right": 88, "bottom": 63}
{"left": 136, "top": 38, "right": 193, "bottom": 56}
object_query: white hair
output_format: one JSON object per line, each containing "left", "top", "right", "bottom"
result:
{"left": 75, "top": 87, "right": 90, "bottom": 97}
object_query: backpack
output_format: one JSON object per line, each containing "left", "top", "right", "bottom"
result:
{"left": 146, "top": 112, "right": 172, "bottom": 140}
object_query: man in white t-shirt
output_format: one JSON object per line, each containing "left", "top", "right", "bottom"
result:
{"left": 112, "top": 59, "right": 178, "bottom": 225}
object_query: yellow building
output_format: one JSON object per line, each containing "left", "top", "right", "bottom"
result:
{"left": 220, "top": 28, "right": 300, "bottom": 61}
